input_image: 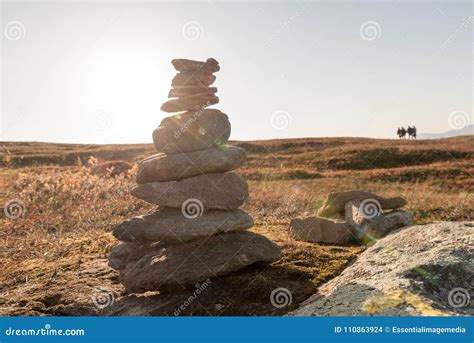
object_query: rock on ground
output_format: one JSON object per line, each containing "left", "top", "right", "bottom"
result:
{"left": 290, "top": 221, "right": 474, "bottom": 316}
{"left": 136, "top": 146, "right": 246, "bottom": 183}
{"left": 112, "top": 208, "right": 254, "bottom": 243}
{"left": 131, "top": 172, "right": 249, "bottom": 210}
{"left": 317, "top": 190, "right": 407, "bottom": 218}
{"left": 113, "top": 231, "right": 283, "bottom": 293}
{"left": 345, "top": 200, "right": 414, "bottom": 237}
{"left": 288, "top": 216, "right": 355, "bottom": 244}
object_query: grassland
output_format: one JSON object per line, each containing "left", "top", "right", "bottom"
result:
{"left": 0, "top": 136, "right": 472, "bottom": 315}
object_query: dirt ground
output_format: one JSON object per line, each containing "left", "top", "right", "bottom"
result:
{"left": 1, "top": 136, "right": 472, "bottom": 315}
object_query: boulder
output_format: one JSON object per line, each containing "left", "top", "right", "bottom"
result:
{"left": 160, "top": 93, "right": 219, "bottom": 113}
{"left": 153, "top": 109, "right": 231, "bottom": 154}
{"left": 288, "top": 216, "right": 355, "bottom": 244}
{"left": 171, "top": 58, "right": 220, "bottom": 73}
{"left": 131, "top": 172, "right": 249, "bottom": 210}
{"left": 290, "top": 222, "right": 474, "bottom": 316}
{"left": 317, "top": 190, "right": 407, "bottom": 218}
{"left": 116, "top": 231, "right": 283, "bottom": 293}
{"left": 113, "top": 208, "right": 254, "bottom": 243}
{"left": 171, "top": 71, "right": 216, "bottom": 88}
{"left": 136, "top": 146, "right": 247, "bottom": 183}
{"left": 345, "top": 200, "right": 414, "bottom": 238}
{"left": 168, "top": 87, "right": 217, "bottom": 98}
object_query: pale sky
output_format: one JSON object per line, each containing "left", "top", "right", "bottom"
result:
{"left": 1, "top": 0, "right": 472, "bottom": 144}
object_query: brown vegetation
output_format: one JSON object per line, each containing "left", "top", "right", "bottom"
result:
{"left": 0, "top": 136, "right": 472, "bottom": 315}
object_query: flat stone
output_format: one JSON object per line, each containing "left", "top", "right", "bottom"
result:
{"left": 161, "top": 93, "right": 218, "bottom": 113}
{"left": 131, "top": 172, "right": 249, "bottom": 210}
{"left": 290, "top": 222, "right": 473, "bottom": 316}
{"left": 168, "top": 86, "right": 217, "bottom": 98}
{"left": 345, "top": 200, "right": 414, "bottom": 238}
{"left": 113, "top": 208, "right": 254, "bottom": 243}
{"left": 288, "top": 216, "right": 355, "bottom": 244}
{"left": 136, "top": 146, "right": 247, "bottom": 183}
{"left": 317, "top": 190, "right": 407, "bottom": 218}
{"left": 171, "top": 58, "right": 220, "bottom": 73}
{"left": 171, "top": 71, "right": 216, "bottom": 88}
{"left": 114, "top": 231, "right": 282, "bottom": 293}
{"left": 152, "top": 109, "right": 231, "bottom": 154}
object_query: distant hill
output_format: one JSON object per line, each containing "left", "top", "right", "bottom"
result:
{"left": 418, "top": 125, "right": 473, "bottom": 139}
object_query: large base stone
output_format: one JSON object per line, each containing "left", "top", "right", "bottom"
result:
{"left": 109, "top": 231, "right": 282, "bottom": 293}
{"left": 290, "top": 222, "right": 474, "bottom": 316}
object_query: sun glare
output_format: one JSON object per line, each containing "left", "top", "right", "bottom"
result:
{"left": 80, "top": 51, "right": 168, "bottom": 143}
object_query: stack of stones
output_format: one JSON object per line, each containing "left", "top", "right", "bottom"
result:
{"left": 289, "top": 190, "right": 413, "bottom": 245}
{"left": 108, "top": 58, "right": 282, "bottom": 294}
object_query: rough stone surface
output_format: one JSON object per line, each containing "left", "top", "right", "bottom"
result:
{"left": 131, "top": 172, "right": 249, "bottom": 210}
{"left": 171, "top": 71, "right": 216, "bottom": 87}
{"left": 113, "top": 208, "right": 254, "bottom": 243}
{"left": 160, "top": 93, "right": 219, "bottom": 113}
{"left": 168, "top": 86, "right": 217, "bottom": 98}
{"left": 136, "top": 146, "right": 247, "bottom": 183}
{"left": 171, "top": 58, "right": 220, "bottom": 73}
{"left": 152, "top": 109, "right": 231, "bottom": 154}
{"left": 289, "top": 217, "right": 355, "bottom": 244}
{"left": 114, "top": 231, "right": 283, "bottom": 293}
{"left": 345, "top": 200, "right": 414, "bottom": 237}
{"left": 317, "top": 190, "right": 407, "bottom": 218}
{"left": 290, "top": 222, "right": 474, "bottom": 316}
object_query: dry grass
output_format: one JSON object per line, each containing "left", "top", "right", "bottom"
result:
{"left": 0, "top": 136, "right": 472, "bottom": 315}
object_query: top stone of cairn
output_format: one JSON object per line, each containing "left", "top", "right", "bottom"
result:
{"left": 171, "top": 58, "right": 220, "bottom": 73}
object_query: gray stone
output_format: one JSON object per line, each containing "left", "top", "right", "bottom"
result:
{"left": 136, "top": 146, "right": 247, "bottom": 183}
{"left": 290, "top": 222, "right": 474, "bottom": 316}
{"left": 345, "top": 200, "right": 414, "bottom": 238}
{"left": 288, "top": 216, "right": 355, "bottom": 244}
{"left": 113, "top": 208, "right": 254, "bottom": 243}
{"left": 109, "top": 242, "right": 160, "bottom": 271}
{"left": 152, "top": 109, "right": 231, "bottom": 154}
{"left": 160, "top": 93, "right": 219, "bottom": 113}
{"left": 171, "top": 58, "right": 220, "bottom": 73}
{"left": 171, "top": 71, "right": 216, "bottom": 88}
{"left": 131, "top": 172, "right": 249, "bottom": 210}
{"left": 317, "top": 190, "right": 407, "bottom": 218}
{"left": 114, "top": 231, "right": 283, "bottom": 293}
{"left": 168, "top": 87, "right": 217, "bottom": 98}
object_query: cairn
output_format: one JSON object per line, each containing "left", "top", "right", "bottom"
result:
{"left": 108, "top": 58, "right": 282, "bottom": 294}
